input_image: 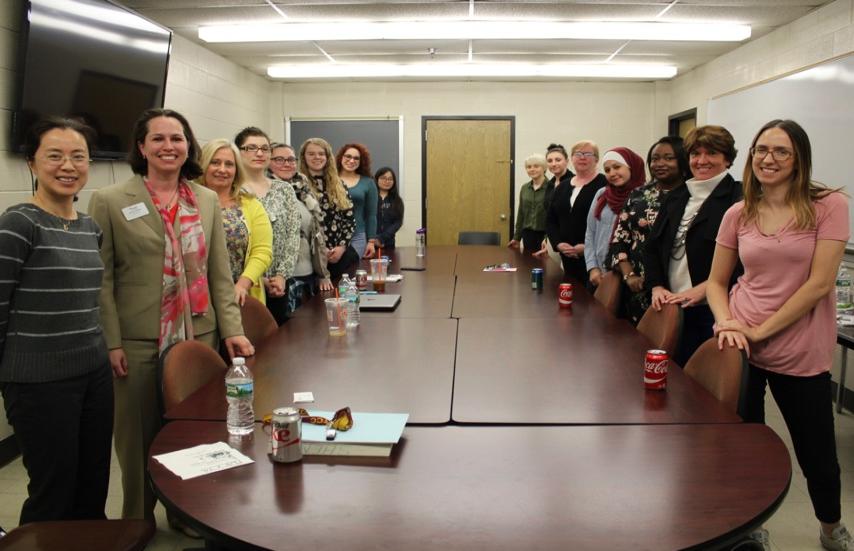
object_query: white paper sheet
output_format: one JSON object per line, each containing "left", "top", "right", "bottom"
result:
{"left": 153, "top": 442, "right": 254, "bottom": 480}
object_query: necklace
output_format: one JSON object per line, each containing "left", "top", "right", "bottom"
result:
{"left": 33, "top": 197, "right": 73, "bottom": 230}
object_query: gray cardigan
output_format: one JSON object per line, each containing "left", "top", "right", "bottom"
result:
{"left": 584, "top": 188, "right": 619, "bottom": 274}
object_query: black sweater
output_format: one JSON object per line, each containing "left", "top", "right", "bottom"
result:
{"left": 546, "top": 173, "right": 607, "bottom": 250}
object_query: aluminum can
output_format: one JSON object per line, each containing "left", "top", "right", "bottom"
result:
{"left": 531, "top": 268, "right": 544, "bottom": 290}
{"left": 269, "top": 407, "right": 302, "bottom": 463}
{"left": 558, "top": 283, "right": 573, "bottom": 307}
{"left": 355, "top": 270, "right": 368, "bottom": 291}
{"left": 644, "top": 349, "right": 669, "bottom": 390}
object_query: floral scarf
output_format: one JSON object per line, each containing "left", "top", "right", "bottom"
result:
{"left": 144, "top": 178, "right": 210, "bottom": 354}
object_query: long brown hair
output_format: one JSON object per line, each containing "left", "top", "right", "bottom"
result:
{"left": 741, "top": 119, "right": 838, "bottom": 230}
{"left": 298, "top": 137, "right": 352, "bottom": 210}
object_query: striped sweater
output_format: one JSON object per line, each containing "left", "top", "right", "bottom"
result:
{"left": 0, "top": 204, "right": 107, "bottom": 383}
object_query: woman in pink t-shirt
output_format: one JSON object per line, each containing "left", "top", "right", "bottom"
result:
{"left": 707, "top": 119, "right": 850, "bottom": 551}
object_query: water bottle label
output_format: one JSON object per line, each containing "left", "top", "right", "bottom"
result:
{"left": 226, "top": 382, "right": 253, "bottom": 398}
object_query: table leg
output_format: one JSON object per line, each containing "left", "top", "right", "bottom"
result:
{"left": 838, "top": 346, "right": 848, "bottom": 414}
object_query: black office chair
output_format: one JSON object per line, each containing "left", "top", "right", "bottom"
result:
{"left": 458, "top": 231, "right": 500, "bottom": 246}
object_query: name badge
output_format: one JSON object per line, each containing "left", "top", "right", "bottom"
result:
{"left": 122, "top": 202, "right": 149, "bottom": 221}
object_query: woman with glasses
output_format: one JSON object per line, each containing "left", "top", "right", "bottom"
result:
{"left": 270, "top": 142, "right": 333, "bottom": 306}
{"left": 584, "top": 147, "right": 646, "bottom": 288}
{"left": 0, "top": 118, "right": 112, "bottom": 524}
{"left": 708, "top": 120, "right": 850, "bottom": 551}
{"left": 336, "top": 143, "right": 378, "bottom": 259}
{"left": 198, "top": 139, "right": 273, "bottom": 306}
{"left": 299, "top": 137, "right": 357, "bottom": 280}
{"left": 375, "top": 167, "right": 404, "bottom": 249}
{"left": 89, "top": 109, "right": 251, "bottom": 522}
{"left": 234, "top": 127, "right": 300, "bottom": 325}
{"left": 608, "top": 137, "right": 690, "bottom": 324}
{"left": 643, "top": 125, "right": 742, "bottom": 366}
{"left": 545, "top": 140, "right": 607, "bottom": 284}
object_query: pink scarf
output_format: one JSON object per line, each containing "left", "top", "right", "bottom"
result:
{"left": 144, "top": 178, "right": 210, "bottom": 354}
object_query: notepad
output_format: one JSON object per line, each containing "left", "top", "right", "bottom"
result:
{"left": 301, "top": 410, "right": 408, "bottom": 457}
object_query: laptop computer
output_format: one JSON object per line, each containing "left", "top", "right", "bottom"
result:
{"left": 359, "top": 294, "right": 401, "bottom": 311}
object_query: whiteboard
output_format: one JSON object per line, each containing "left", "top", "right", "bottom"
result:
{"left": 707, "top": 53, "right": 854, "bottom": 248}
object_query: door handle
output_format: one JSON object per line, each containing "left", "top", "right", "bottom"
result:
{"left": 499, "top": 213, "right": 507, "bottom": 221}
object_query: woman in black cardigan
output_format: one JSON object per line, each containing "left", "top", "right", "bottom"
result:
{"left": 545, "top": 140, "right": 607, "bottom": 284}
{"left": 643, "top": 125, "right": 742, "bottom": 366}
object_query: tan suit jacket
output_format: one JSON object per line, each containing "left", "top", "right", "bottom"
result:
{"left": 88, "top": 175, "right": 243, "bottom": 349}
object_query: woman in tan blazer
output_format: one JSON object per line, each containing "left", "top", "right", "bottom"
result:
{"left": 88, "top": 108, "right": 253, "bottom": 522}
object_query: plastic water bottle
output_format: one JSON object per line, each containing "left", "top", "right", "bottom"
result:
{"left": 225, "top": 357, "right": 254, "bottom": 436}
{"left": 415, "top": 228, "right": 426, "bottom": 257}
{"left": 346, "top": 277, "right": 360, "bottom": 328}
{"left": 837, "top": 265, "right": 853, "bottom": 314}
{"left": 338, "top": 274, "right": 351, "bottom": 298}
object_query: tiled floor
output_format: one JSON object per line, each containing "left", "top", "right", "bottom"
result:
{"left": 1, "top": 394, "right": 853, "bottom": 550}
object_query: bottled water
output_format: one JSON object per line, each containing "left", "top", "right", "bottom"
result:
{"left": 338, "top": 274, "right": 351, "bottom": 299}
{"left": 415, "top": 228, "right": 426, "bottom": 257}
{"left": 346, "top": 277, "right": 360, "bottom": 328}
{"left": 837, "top": 265, "right": 853, "bottom": 314}
{"left": 225, "top": 357, "right": 254, "bottom": 435}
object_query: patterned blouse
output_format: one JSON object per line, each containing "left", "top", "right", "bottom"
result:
{"left": 221, "top": 205, "right": 249, "bottom": 283}
{"left": 313, "top": 176, "right": 356, "bottom": 249}
{"left": 607, "top": 180, "right": 676, "bottom": 323}
{"left": 255, "top": 179, "right": 300, "bottom": 280}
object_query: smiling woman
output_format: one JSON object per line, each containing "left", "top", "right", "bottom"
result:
{"left": 0, "top": 117, "right": 113, "bottom": 525}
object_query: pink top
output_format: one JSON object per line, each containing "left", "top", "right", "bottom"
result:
{"left": 716, "top": 192, "right": 849, "bottom": 376}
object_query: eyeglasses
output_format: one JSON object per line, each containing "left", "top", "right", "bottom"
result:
{"left": 573, "top": 151, "right": 596, "bottom": 159}
{"left": 751, "top": 146, "right": 793, "bottom": 162}
{"left": 342, "top": 154, "right": 361, "bottom": 161}
{"left": 239, "top": 145, "right": 271, "bottom": 154}
{"left": 42, "top": 153, "right": 90, "bottom": 166}
{"left": 271, "top": 156, "right": 297, "bottom": 164}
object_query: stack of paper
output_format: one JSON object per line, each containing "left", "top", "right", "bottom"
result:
{"left": 301, "top": 411, "right": 408, "bottom": 457}
{"left": 153, "top": 442, "right": 254, "bottom": 480}
{"left": 367, "top": 274, "right": 403, "bottom": 282}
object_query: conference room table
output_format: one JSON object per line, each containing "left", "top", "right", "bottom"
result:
{"left": 152, "top": 246, "right": 790, "bottom": 550}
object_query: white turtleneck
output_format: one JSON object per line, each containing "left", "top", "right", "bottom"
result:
{"left": 667, "top": 171, "right": 728, "bottom": 293}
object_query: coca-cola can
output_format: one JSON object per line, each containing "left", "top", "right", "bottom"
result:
{"left": 269, "top": 407, "right": 302, "bottom": 463}
{"left": 355, "top": 270, "right": 368, "bottom": 291}
{"left": 644, "top": 349, "right": 669, "bottom": 390}
{"left": 558, "top": 283, "right": 573, "bottom": 308}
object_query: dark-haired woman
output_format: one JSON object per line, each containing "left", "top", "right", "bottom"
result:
{"left": 0, "top": 118, "right": 112, "bottom": 524}
{"left": 337, "top": 143, "right": 378, "bottom": 258}
{"left": 608, "top": 137, "right": 689, "bottom": 324}
{"left": 546, "top": 140, "right": 607, "bottom": 284}
{"left": 236, "top": 127, "right": 300, "bottom": 324}
{"left": 708, "top": 119, "right": 850, "bottom": 551}
{"left": 89, "top": 109, "right": 252, "bottom": 521}
{"left": 375, "top": 167, "right": 404, "bottom": 249}
{"left": 643, "top": 125, "right": 742, "bottom": 366}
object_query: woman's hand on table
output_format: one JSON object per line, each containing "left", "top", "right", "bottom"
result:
{"left": 318, "top": 278, "right": 334, "bottom": 292}
{"left": 225, "top": 336, "right": 255, "bottom": 359}
{"left": 109, "top": 348, "right": 128, "bottom": 378}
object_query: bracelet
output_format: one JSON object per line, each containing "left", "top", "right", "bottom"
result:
{"left": 622, "top": 271, "right": 636, "bottom": 282}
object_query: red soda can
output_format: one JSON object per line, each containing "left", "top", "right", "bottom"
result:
{"left": 558, "top": 283, "right": 573, "bottom": 308}
{"left": 644, "top": 349, "right": 668, "bottom": 390}
{"left": 355, "top": 270, "right": 368, "bottom": 291}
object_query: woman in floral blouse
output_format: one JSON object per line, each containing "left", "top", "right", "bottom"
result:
{"left": 298, "top": 137, "right": 356, "bottom": 280}
{"left": 235, "top": 127, "right": 300, "bottom": 324}
{"left": 607, "top": 136, "right": 690, "bottom": 324}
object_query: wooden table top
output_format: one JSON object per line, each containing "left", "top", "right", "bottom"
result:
{"left": 165, "top": 316, "right": 457, "bottom": 424}
{"left": 150, "top": 420, "right": 790, "bottom": 551}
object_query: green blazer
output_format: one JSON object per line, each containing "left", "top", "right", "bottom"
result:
{"left": 88, "top": 175, "right": 244, "bottom": 349}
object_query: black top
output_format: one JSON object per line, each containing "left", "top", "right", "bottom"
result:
{"left": 546, "top": 173, "right": 607, "bottom": 250}
{"left": 376, "top": 195, "right": 404, "bottom": 249}
{"left": 543, "top": 170, "right": 574, "bottom": 215}
{"left": 643, "top": 173, "right": 743, "bottom": 291}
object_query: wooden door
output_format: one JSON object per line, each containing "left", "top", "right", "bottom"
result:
{"left": 424, "top": 119, "right": 513, "bottom": 246}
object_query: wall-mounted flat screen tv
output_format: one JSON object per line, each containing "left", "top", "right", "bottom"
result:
{"left": 13, "top": 0, "right": 172, "bottom": 160}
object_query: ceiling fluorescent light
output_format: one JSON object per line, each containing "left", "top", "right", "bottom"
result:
{"left": 201, "top": 21, "right": 750, "bottom": 43}
{"left": 267, "top": 63, "right": 677, "bottom": 79}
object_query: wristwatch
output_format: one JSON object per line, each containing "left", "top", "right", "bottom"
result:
{"left": 623, "top": 271, "right": 636, "bottom": 282}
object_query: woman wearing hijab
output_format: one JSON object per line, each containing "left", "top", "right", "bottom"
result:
{"left": 584, "top": 147, "right": 646, "bottom": 287}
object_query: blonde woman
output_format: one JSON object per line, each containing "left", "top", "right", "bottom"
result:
{"left": 198, "top": 139, "right": 273, "bottom": 306}
{"left": 299, "top": 137, "right": 356, "bottom": 279}
{"left": 508, "top": 153, "right": 549, "bottom": 253}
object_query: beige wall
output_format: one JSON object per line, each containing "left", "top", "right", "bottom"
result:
{"left": 277, "top": 80, "right": 657, "bottom": 246}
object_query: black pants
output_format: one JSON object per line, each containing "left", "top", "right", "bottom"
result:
{"left": 265, "top": 279, "right": 291, "bottom": 326}
{"left": 520, "top": 229, "right": 545, "bottom": 254}
{"left": 743, "top": 365, "right": 841, "bottom": 524}
{"left": 674, "top": 304, "right": 714, "bottom": 367}
{"left": 560, "top": 255, "right": 588, "bottom": 285}
{"left": 2, "top": 364, "right": 114, "bottom": 524}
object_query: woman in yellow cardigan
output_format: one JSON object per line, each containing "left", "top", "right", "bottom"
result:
{"left": 198, "top": 139, "right": 273, "bottom": 305}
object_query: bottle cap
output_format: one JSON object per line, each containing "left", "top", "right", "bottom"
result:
{"left": 233, "top": 357, "right": 246, "bottom": 366}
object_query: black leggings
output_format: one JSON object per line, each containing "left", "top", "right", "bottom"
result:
{"left": 744, "top": 365, "right": 841, "bottom": 524}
